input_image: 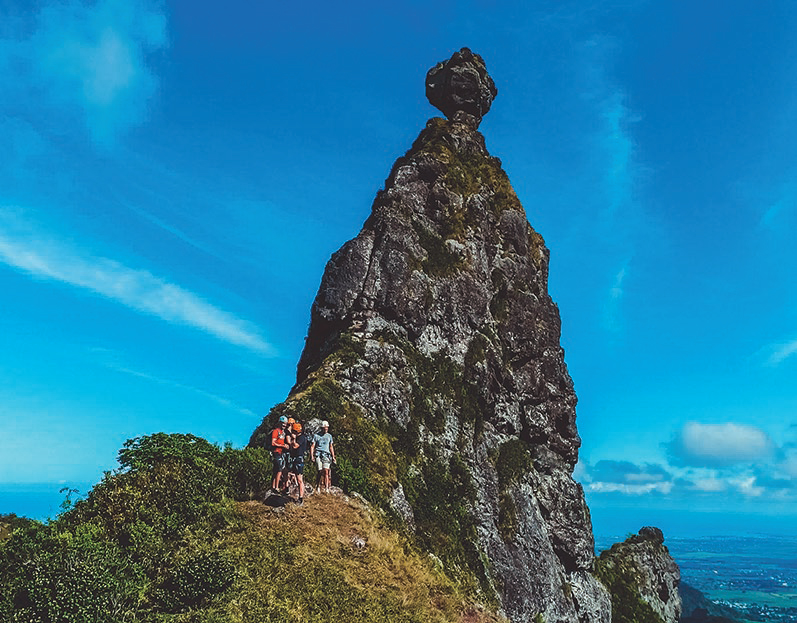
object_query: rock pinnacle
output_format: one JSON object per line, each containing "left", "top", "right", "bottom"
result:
{"left": 425, "top": 47, "right": 498, "bottom": 127}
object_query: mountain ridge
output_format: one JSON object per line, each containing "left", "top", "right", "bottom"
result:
{"left": 251, "top": 47, "right": 678, "bottom": 623}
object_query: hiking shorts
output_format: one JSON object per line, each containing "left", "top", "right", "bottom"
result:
{"left": 316, "top": 452, "right": 332, "bottom": 471}
{"left": 272, "top": 452, "right": 287, "bottom": 472}
{"left": 290, "top": 457, "right": 305, "bottom": 475}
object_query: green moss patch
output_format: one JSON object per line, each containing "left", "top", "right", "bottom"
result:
{"left": 411, "top": 119, "right": 521, "bottom": 211}
{"left": 400, "top": 455, "right": 494, "bottom": 603}
{"left": 494, "top": 439, "right": 533, "bottom": 540}
{"left": 413, "top": 221, "right": 466, "bottom": 277}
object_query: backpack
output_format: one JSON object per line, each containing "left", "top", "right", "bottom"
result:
{"left": 266, "top": 428, "right": 279, "bottom": 452}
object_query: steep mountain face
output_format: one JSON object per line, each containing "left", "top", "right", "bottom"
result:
{"left": 252, "top": 48, "right": 611, "bottom": 622}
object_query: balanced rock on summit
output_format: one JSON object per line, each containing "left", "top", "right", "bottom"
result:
{"left": 426, "top": 47, "right": 498, "bottom": 127}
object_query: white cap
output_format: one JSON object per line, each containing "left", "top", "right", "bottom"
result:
{"left": 322, "top": 420, "right": 329, "bottom": 427}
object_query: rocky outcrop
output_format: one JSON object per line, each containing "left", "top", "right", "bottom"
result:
{"left": 252, "top": 48, "right": 613, "bottom": 622}
{"left": 595, "top": 527, "right": 682, "bottom": 623}
{"left": 426, "top": 47, "right": 497, "bottom": 127}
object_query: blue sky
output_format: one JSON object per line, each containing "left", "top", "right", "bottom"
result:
{"left": 1, "top": 0, "right": 796, "bottom": 536}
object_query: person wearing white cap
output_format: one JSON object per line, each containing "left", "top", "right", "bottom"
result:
{"left": 310, "top": 420, "right": 335, "bottom": 493}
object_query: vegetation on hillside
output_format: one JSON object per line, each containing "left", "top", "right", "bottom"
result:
{"left": 250, "top": 326, "right": 502, "bottom": 603}
{"left": 0, "top": 433, "right": 500, "bottom": 623}
{"left": 594, "top": 537, "right": 666, "bottom": 623}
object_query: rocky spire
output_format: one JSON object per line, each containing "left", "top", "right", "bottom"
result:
{"left": 252, "top": 49, "right": 611, "bottom": 622}
{"left": 425, "top": 47, "right": 498, "bottom": 127}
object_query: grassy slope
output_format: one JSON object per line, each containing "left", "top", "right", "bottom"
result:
{"left": 222, "top": 495, "right": 499, "bottom": 623}
{"left": 0, "top": 434, "right": 502, "bottom": 623}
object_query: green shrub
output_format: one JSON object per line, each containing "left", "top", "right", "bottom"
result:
{"left": 118, "top": 433, "right": 222, "bottom": 472}
{"left": 413, "top": 222, "right": 466, "bottom": 276}
{"left": 0, "top": 521, "right": 142, "bottom": 622}
{"left": 0, "top": 431, "right": 496, "bottom": 622}
{"left": 497, "top": 492, "right": 517, "bottom": 541}
{"left": 161, "top": 550, "right": 237, "bottom": 610}
{"left": 66, "top": 458, "right": 229, "bottom": 544}
{"left": 220, "top": 445, "right": 272, "bottom": 500}
{"left": 400, "top": 455, "right": 492, "bottom": 599}
{"left": 0, "top": 514, "right": 36, "bottom": 542}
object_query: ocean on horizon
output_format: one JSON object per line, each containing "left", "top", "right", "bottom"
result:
{"left": 0, "top": 482, "right": 95, "bottom": 521}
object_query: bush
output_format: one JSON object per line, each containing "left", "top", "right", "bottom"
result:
{"left": 159, "top": 550, "right": 237, "bottom": 610}
{"left": 0, "top": 514, "right": 36, "bottom": 542}
{"left": 118, "top": 433, "right": 222, "bottom": 472}
{"left": 220, "top": 445, "right": 272, "bottom": 500}
{"left": 0, "top": 433, "right": 259, "bottom": 620}
{"left": 0, "top": 521, "right": 142, "bottom": 622}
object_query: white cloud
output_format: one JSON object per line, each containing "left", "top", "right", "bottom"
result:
{"left": 0, "top": 209, "right": 272, "bottom": 355}
{"left": 586, "top": 481, "right": 673, "bottom": 495}
{"left": 690, "top": 476, "right": 727, "bottom": 493}
{"left": 579, "top": 459, "right": 673, "bottom": 495}
{"left": 667, "top": 421, "right": 774, "bottom": 467}
{"left": 780, "top": 453, "right": 797, "bottom": 478}
{"left": 730, "top": 475, "right": 765, "bottom": 497}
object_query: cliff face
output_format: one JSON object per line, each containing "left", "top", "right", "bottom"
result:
{"left": 251, "top": 48, "right": 644, "bottom": 623}
{"left": 596, "top": 527, "right": 682, "bottom": 623}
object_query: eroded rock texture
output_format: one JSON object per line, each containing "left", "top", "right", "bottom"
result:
{"left": 426, "top": 47, "right": 497, "bottom": 127}
{"left": 252, "top": 49, "right": 611, "bottom": 622}
{"left": 596, "top": 527, "right": 682, "bottom": 623}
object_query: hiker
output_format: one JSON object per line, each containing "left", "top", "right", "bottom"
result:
{"left": 310, "top": 420, "right": 335, "bottom": 493}
{"left": 288, "top": 421, "right": 308, "bottom": 504}
{"left": 270, "top": 416, "right": 290, "bottom": 492}
{"left": 283, "top": 418, "right": 298, "bottom": 493}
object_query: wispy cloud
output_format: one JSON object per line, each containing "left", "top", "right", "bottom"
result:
{"left": 600, "top": 91, "right": 636, "bottom": 221}
{"left": 2, "top": 0, "right": 167, "bottom": 143}
{"left": 106, "top": 362, "right": 258, "bottom": 419}
{"left": 579, "top": 36, "right": 642, "bottom": 227}
{"left": 689, "top": 476, "right": 727, "bottom": 493}
{"left": 730, "top": 475, "right": 765, "bottom": 497}
{"left": 603, "top": 262, "right": 630, "bottom": 333}
{"left": 577, "top": 36, "right": 644, "bottom": 336}
{"left": 759, "top": 178, "right": 796, "bottom": 230}
{"left": 766, "top": 338, "right": 797, "bottom": 366}
{"left": 0, "top": 209, "right": 272, "bottom": 355}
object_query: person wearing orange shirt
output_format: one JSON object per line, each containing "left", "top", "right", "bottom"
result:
{"left": 270, "top": 416, "right": 290, "bottom": 492}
